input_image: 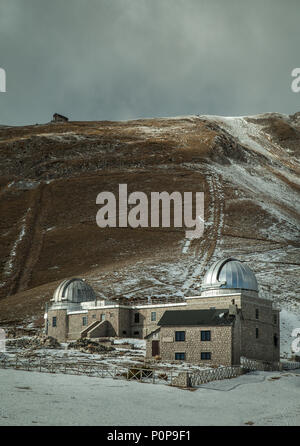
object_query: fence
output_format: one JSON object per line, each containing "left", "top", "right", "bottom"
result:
{"left": 240, "top": 356, "right": 279, "bottom": 372}
{"left": 281, "top": 361, "right": 300, "bottom": 370}
{"left": 189, "top": 357, "right": 300, "bottom": 387}
{"left": 189, "top": 366, "right": 243, "bottom": 386}
{"left": 0, "top": 355, "right": 298, "bottom": 388}
{"left": 240, "top": 357, "right": 300, "bottom": 372}
{"left": 115, "top": 297, "right": 186, "bottom": 306}
{"left": 0, "top": 355, "right": 176, "bottom": 386}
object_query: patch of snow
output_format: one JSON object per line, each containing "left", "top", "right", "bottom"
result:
{"left": 182, "top": 239, "right": 191, "bottom": 254}
{"left": 46, "top": 226, "right": 56, "bottom": 232}
{"left": 3, "top": 209, "right": 30, "bottom": 276}
{"left": 113, "top": 338, "right": 146, "bottom": 349}
{"left": 279, "top": 309, "right": 300, "bottom": 358}
{"left": 0, "top": 368, "right": 299, "bottom": 425}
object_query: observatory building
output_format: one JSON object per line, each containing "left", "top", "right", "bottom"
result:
{"left": 45, "top": 258, "right": 280, "bottom": 366}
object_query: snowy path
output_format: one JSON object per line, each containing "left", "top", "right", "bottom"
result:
{"left": 0, "top": 368, "right": 299, "bottom": 426}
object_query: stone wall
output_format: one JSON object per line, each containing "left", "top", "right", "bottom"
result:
{"left": 46, "top": 290, "right": 280, "bottom": 367}
{"left": 240, "top": 295, "right": 278, "bottom": 362}
{"left": 272, "top": 309, "right": 280, "bottom": 361}
{"left": 158, "top": 325, "right": 233, "bottom": 366}
{"left": 63, "top": 303, "right": 187, "bottom": 341}
{"left": 185, "top": 294, "right": 242, "bottom": 310}
{"left": 68, "top": 313, "right": 87, "bottom": 340}
{"left": 145, "top": 329, "right": 160, "bottom": 358}
{"left": 172, "top": 372, "right": 190, "bottom": 388}
{"left": 47, "top": 309, "right": 68, "bottom": 342}
{"left": 87, "top": 308, "right": 119, "bottom": 336}
{"left": 118, "top": 307, "right": 131, "bottom": 337}
{"left": 85, "top": 320, "right": 110, "bottom": 338}
{"left": 130, "top": 304, "right": 186, "bottom": 338}
{"left": 231, "top": 312, "right": 242, "bottom": 365}
{"left": 50, "top": 307, "right": 121, "bottom": 341}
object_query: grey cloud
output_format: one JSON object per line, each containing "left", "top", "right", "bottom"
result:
{"left": 0, "top": 0, "right": 299, "bottom": 125}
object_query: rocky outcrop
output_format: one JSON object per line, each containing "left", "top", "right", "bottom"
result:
{"left": 6, "top": 335, "right": 61, "bottom": 350}
{"left": 67, "top": 338, "right": 115, "bottom": 354}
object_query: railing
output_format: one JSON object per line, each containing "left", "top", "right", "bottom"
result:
{"left": 240, "top": 356, "right": 282, "bottom": 372}
{"left": 1, "top": 354, "right": 298, "bottom": 388}
{"left": 189, "top": 356, "right": 300, "bottom": 387}
{"left": 190, "top": 366, "right": 242, "bottom": 386}
{"left": 240, "top": 356, "right": 276, "bottom": 371}
{"left": 0, "top": 355, "right": 176, "bottom": 386}
{"left": 281, "top": 361, "right": 300, "bottom": 370}
{"left": 240, "top": 357, "right": 300, "bottom": 372}
{"left": 113, "top": 297, "right": 186, "bottom": 307}
{"left": 80, "top": 320, "right": 105, "bottom": 338}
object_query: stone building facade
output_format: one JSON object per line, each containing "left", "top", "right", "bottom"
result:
{"left": 145, "top": 309, "right": 236, "bottom": 366}
{"left": 45, "top": 258, "right": 280, "bottom": 366}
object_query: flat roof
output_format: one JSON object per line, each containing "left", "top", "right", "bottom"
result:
{"left": 158, "top": 308, "right": 235, "bottom": 327}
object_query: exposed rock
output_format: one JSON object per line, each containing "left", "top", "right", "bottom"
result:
{"left": 14, "top": 180, "right": 40, "bottom": 190}
{"left": 6, "top": 327, "right": 40, "bottom": 339}
{"left": 6, "top": 335, "right": 60, "bottom": 350}
{"left": 68, "top": 338, "right": 115, "bottom": 354}
{"left": 40, "top": 336, "right": 61, "bottom": 349}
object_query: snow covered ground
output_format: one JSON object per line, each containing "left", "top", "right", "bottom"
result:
{"left": 280, "top": 309, "right": 300, "bottom": 358}
{"left": 3, "top": 337, "right": 211, "bottom": 374}
{"left": 0, "top": 368, "right": 299, "bottom": 426}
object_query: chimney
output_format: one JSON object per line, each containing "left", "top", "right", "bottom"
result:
{"left": 229, "top": 300, "right": 238, "bottom": 316}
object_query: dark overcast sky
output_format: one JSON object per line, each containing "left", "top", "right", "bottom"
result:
{"left": 0, "top": 0, "right": 299, "bottom": 125}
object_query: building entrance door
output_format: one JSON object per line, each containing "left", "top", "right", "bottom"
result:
{"left": 152, "top": 340, "right": 160, "bottom": 356}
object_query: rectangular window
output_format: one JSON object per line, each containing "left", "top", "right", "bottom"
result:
{"left": 255, "top": 309, "right": 259, "bottom": 319}
{"left": 100, "top": 314, "right": 105, "bottom": 322}
{"left": 82, "top": 316, "right": 87, "bottom": 326}
{"left": 92, "top": 314, "right": 96, "bottom": 319}
{"left": 134, "top": 313, "right": 140, "bottom": 323}
{"left": 52, "top": 316, "right": 57, "bottom": 327}
{"left": 256, "top": 328, "right": 259, "bottom": 338}
{"left": 201, "top": 330, "right": 211, "bottom": 341}
{"left": 175, "top": 353, "right": 185, "bottom": 360}
{"left": 151, "top": 312, "right": 156, "bottom": 322}
{"left": 201, "top": 352, "right": 211, "bottom": 360}
{"left": 175, "top": 331, "right": 185, "bottom": 342}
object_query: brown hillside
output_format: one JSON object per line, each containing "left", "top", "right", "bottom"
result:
{"left": 0, "top": 114, "right": 299, "bottom": 325}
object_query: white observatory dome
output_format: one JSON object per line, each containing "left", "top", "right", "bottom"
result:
{"left": 201, "top": 258, "right": 258, "bottom": 297}
{"left": 52, "top": 278, "right": 96, "bottom": 303}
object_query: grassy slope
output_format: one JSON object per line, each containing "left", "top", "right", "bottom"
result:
{"left": 0, "top": 114, "right": 299, "bottom": 329}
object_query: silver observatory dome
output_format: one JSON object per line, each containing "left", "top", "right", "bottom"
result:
{"left": 52, "top": 278, "right": 96, "bottom": 303}
{"left": 201, "top": 258, "right": 258, "bottom": 297}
